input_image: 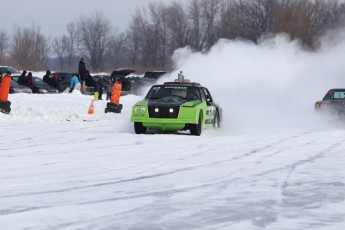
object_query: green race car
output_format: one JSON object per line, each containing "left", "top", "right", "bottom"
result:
{"left": 131, "top": 74, "right": 222, "bottom": 136}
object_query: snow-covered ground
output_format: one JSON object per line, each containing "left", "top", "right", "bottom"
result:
{"left": 2, "top": 33, "right": 345, "bottom": 229}
{"left": 1, "top": 91, "right": 345, "bottom": 229}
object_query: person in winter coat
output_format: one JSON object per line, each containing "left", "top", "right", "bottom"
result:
{"left": 93, "top": 77, "right": 99, "bottom": 93}
{"left": 84, "top": 70, "right": 93, "bottom": 87}
{"left": 69, "top": 74, "right": 81, "bottom": 92}
{"left": 106, "top": 80, "right": 113, "bottom": 100}
{"left": 25, "top": 72, "right": 34, "bottom": 90}
{"left": 17, "top": 70, "right": 27, "bottom": 85}
{"left": 43, "top": 70, "right": 53, "bottom": 86}
{"left": 98, "top": 78, "right": 104, "bottom": 100}
{"left": 78, "top": 58, "right": 86, "bottom": 85}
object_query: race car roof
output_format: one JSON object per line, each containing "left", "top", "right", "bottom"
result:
{"left": 163, "top": 81, "right": 201, "bottom": 87}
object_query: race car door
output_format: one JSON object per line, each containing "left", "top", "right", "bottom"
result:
{"left": 201, "top": 87, "right": 217, "bottom": 125}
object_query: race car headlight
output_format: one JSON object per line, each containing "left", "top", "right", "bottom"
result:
{"left": 134, "top": 107, "right": 146, "bottom": 116}
{"left": 39, "top": 89, "right": 48, "bottom": 93}
{"left": 169, "top": 108, "right": 174, "bottom": 113}
{"left": 155, "top": 108, "right": 159, "bottom": 113}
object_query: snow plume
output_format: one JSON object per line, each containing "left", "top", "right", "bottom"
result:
{"left": 170, "top": 32, "right": 345, "bottom": 134}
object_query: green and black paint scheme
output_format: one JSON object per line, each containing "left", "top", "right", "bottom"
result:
{"left": 315, "top": 89, "right": 345, "bottom": 117}
{"left": 131, "top": 79, "right": 222, "bottom": 136}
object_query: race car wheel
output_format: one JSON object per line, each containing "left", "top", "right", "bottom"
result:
{"left": 213, "top": 111, "right": 220, "bottom": 128}
{"left": 134, "top": 122, "right": 147, "bottom": 134}
{"left": 190, "top": 115, "right": 202, "bottom": 136}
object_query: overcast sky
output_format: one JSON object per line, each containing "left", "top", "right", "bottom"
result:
{"left": 0, "top": 0, "right": 182, "bottom": 37}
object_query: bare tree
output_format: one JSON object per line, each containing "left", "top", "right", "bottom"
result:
{"left": 217, "top": 0, "right": 245, "bottom": 40}
{"left": 166, "top": 1, "right": 190, "bottom": 53}
{"left": 52, "top": 22, "right": 79, "bottom": 71}
{"left": 66, "top": 22, "right": 78, "bottom": 72}
{"left": 11, "top": 26, "right": 32, "bottom": 69}
{"left": 77, "top": 11, "right": 112, "bottom": 71}
{"left": 235, "top": 0, "right": 277, "bottom": 43}
{"left": 12, "top": 25, "right": 33, "bottom": 69}
{"left": 31, "top": 25, "right": 50, "bottom": 70}
{"left": 126, "top": 9, "right": 148, "bottom": 66}
{"left": 53, "top": 35, "right": 69, "bottom": 71}
{"left": 0, "top": 29, "right": 10, "bottom": 64}
{"left": 8, "top": 0, "right": 345, "bottom": 71}
{"left": 189, "top": 0, "right": 202, "bottom": 50}
{"left": 188, "top": 0, "right": 221, "bottom": 51}
{"left": 106, "top": 32, "right": 128, "bottom": 69}
{"left": 147, "top": 2, "right": 169, "bottom": 67}
{"left": 11, "top": 24, "right": 49, "bottom": 70}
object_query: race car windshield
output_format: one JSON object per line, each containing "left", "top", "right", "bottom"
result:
{"left": 147, "top": 86, "right": 201, "bottom": 101}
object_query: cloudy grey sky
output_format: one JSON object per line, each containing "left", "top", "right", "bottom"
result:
{"left": 0, "top": 0, "right": 182, "bottom": 37}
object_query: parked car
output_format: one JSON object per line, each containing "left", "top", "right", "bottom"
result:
{"left": 32, "top": 77, "right": 59, "bottom": 94}
{"left": 110, "top": 68, "right": 136, "bottom": 95}
{"left": 51, "top": 72, "right": 95, "bottom": 95}
{"left": 131, "top": 71, "right": 167, "bottom": 95}
{"left": 9, "top": 80, "right": 32, "bottom": 94}
{"left": 92, "top": 74, "right": 110, "bottom": 90}
{"left": 315, "top": 88, "right": 345, "bottom": 117}
{"left": 131, "top": 72, "right": 222, "bottom": 136}
{"left": 0, "top": 66, "right": 22, "bottom": 77}
{"left": 51, "top": 72, "right": 74, "bottom": 92}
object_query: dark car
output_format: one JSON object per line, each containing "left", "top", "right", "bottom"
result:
{"left": 32, "top": 77, "right": 59, "bottom": 94}
{"left": 93, "top": 74, "right": 110, "bottom": 89}
{"left": 0, "top": 66, "right": 22, "bottom": 77}
{"left": 51, "top": 72, "right": 74, "bottom": 92}
{"left": 9, "top": 80, "right": 32, "bottom": 94}
{"left": 315, "top": 89, "right": 345, "bottom": 117}
{"left": 110, "top": 68, "right": 136, "bottom": 95}
{"left": 131, "top": 71, "right": 167, "bottom": 95}
{"left": 52, "top": 72, "right": 97, "bottom": 95}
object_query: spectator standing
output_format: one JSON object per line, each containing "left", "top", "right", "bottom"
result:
{"left": 52, "top": 73, "right": 59, "bottom": 87}
{"left": 98, "top": 78, "right": 104, "bottom": 100}
{"left": 106, "top": 80, "right": 113, "bottom": 100}
{"left": 85, "top": 70, "right": 93, "bottom": 87}
{"left": 78, "top": 58, "right": 86, "bottom": 87}
{"left": 43, "top": 70, "right": 52, "bottom": 85}
{"left": 25, "top": 72, "right": 34, "bottom": 90}
{"left": 70, "top": 74, "right": 81, "bottom": 92}
{"left": 93, "top": 77, "right": 99, "bottom": 100}
{"left": 18, "top": 70, "right": 27, "bottom": 85}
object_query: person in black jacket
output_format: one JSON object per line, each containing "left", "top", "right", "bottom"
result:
{"left": 78, "top": 58, "right": 86, "bottom": 86}
{"left": 43, "top": 70, "right": 53, "bottom": 86}
{"left": 17, "top": 70, "right": 27, "bottom": 85}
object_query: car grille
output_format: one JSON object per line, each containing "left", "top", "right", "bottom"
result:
{"left": 148, "top": 106, "right": 180, "bottom": 118}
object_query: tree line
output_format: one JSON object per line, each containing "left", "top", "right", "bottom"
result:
{"left": 0, "top": 0, "right": 344, "bottom": 73}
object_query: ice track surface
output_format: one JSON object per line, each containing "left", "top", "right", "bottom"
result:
{"left": 1, "top": 93, "right": 345, "bottom": 229}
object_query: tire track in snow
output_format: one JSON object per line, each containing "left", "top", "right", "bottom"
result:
{"left": 0, "top": 133, "right": 321, "bottom": 219}
{"left": 277, "top": 140, "right": 344, "bottom": 203}
{"left": 0, "top": 134, "right": 308, "bottom": 201}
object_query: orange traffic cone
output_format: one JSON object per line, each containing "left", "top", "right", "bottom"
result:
{"left": 87, "top": 99, "right": 95, "bottom": 115}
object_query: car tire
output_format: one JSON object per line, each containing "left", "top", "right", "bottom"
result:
{"left": 134, "top": 122, "right": 147, "bottom": 134}
{"left": 213, "top": 111, "right": 220, "bottom": 128}
{"left": 190, "top": 115, "right": 202, "bottom": 136}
